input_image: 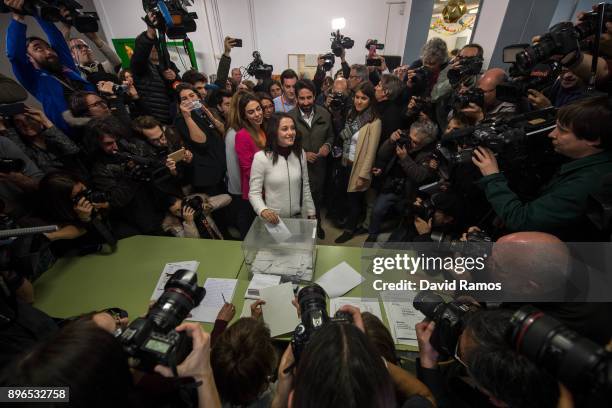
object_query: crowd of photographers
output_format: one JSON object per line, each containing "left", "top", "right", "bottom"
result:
{"left": 1, "top": 0, "right": 612, "bottom": 406}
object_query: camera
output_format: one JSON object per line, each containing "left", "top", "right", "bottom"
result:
{"left": 405, "top": 97, "right": 431, "bottom": 122}
{"left": 447, "top": 56, "right": 483, "bottom": 86}
{"left": 142, "top": 0, "right": 198, "bottom": 40}
{"left": 0, "top": 158, "right": 25, "bottom": 174}
{"left": 72, "top": 188, "right": 108, "bottom": 205}
{"left": 430, "top": 229, "right": 493, "bottom": 258}
{"left": 0, "top": 0, "right": 99, "bottom": 33}
{"left": 183, "top": 195, "right": 204, "bottom": 218}
{"left": 329, "top": 91, "right": 347, "bottom": 111}
{"left": 450, "top": 87, "right": 484, "bottom": 111}
{"left": 509, "top": 306, "right": 612, "bottom": 400}
{"left": 112, "top": 83, "right": 129, "bottom": 95}
{"left": 321, "top": 53, "right": 335, "bottom": 72}
{"left": 291, "top": 284, "right": 352, "bottom": 363}
{"left": 366, "top": 39, "right": 385, "bottom": 50}
{"left": 395, "top": 130, "right": 412, "bottom": 149}
{"left": 119, "top": 269, "right": 205, "bottom": 371}
{"left": 330, "top": 30, "right": 354, "bottom": 57}
{"left": 413, "top": 197, "right": 435, "bottom": 221}
{"left": 413, "top": 291, "right": 475, "bottom": 357}
{"left": 114, "top": 150, "right": 166, "bottom": 183}
{"left": 410, "top": 66, "right": 433, "bottom": 96}
{"left": 246, "top": 51, "right": 273, "bottom": 80}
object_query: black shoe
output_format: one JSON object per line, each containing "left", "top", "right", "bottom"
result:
{"left": 334, "top": 231, "right": 354, "bottom": 244}
{"left": 317, "top": 226, "right": 326, "bottom": 240}
{"left": 365, "top": 234, "right": 378, "bottom": 243}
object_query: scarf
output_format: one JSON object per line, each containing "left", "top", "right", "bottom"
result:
{"left": 340, "top": 107, "right": 374, "bottom": 161}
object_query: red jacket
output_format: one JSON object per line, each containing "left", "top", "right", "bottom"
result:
{"left": 235, "top": 128, "right": 261, "bottom": 199}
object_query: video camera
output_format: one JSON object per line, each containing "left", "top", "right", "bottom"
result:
{"left": 330, "top": 30, "right": 354, "bottom": 58}
{"left": 496, "top": 44, "right": 562, "bottom": 104}
{"left": 515, "top": 2, "right": 612, "bottom": 74}
{"left": 321, "top": 53, "right": 335, "bottom": 72}
{"left": 447, "top": 56, "right": 483, "bottom": 86}
{"left": 509, "top": 306, "right": 612, "bottom": 402}
{"left": 246, "top": 51, "right": 273, "bottom": 80}
{"left": 413, "top": 291, "right": 476, "bottom": 357}
{"left": 365, "top": 39, "right": 385, "bottom": 51}
{"left": 119, "top": 269, "right": 204, "bottom": 372}
{"left": 142, "top": 0, "right": 197, "bottom": 40}
{"left": 0, "top": 0, "right": 99, "bottom": 33}
{"left": 292, "top": 284, "right": 352, "bottom": 363}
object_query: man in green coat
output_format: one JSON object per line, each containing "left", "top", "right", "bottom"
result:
{"left": 472, "top": 97, "right": 612, "bottom": 241}
{"left": 289, "top": 80, "right": 334, "bottom": 239}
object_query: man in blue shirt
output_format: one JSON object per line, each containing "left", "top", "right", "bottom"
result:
{"left": 273, "top": 69, "right": 298, "bottom": 113}
{"left": 5, "top": 0, "right": 94, "bottom": 135}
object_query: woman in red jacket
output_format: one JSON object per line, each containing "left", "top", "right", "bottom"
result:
{"left": 234, "top": 93, "right": 266, "bottom": 238}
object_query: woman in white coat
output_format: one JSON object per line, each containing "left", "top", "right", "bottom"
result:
{"left": 249, "top": 113, "right": 316, "bottom": 224}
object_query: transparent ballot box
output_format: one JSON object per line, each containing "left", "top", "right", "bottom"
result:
{"left": 242, "top": 217, "right": 317, "bottom": 283}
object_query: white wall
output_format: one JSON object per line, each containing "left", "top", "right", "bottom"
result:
{"left": 92, "top": 0, "right": 412, "bottom": 78}
{"left": 471, "top": 0, "right": 510, "bottom": 69}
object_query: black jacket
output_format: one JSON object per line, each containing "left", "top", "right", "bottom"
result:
{"left": 378, "top": 99, "right": 409, "bottom": 144}
{"left": 130, "top": 32, "right": 179, "bottom": 124}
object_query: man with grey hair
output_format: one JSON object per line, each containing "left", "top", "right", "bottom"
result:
{"left": 348, "top": 63, "right": 369, "bottom": 91}
{"left": 375, "top": 74, "right": 408, "bottom": 142}
{"left": 366, "top": 119, "right": 439, "bottom": 242}
{"left": 405, "top": 38, "right": 449, "bottom": 97}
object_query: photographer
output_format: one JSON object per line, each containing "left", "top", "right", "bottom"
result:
{"left": 461, "top": 68, "right": 517, "bottom": 123}
{"left": 375, "top": 74, "right": 409, "bottom": 143}
{"left": 163, "top": 193, "right": 230, "bottom": 239}
{"left": 472, "top": 97, "right": 612, "bottom": 241}
{"left": 416, "top": 308, "right": 563, "bottom": 408}
{"left": 367, "top": 119, "right": 439, "bottom": 243}
{"left": 85, "top": 116, "right": 167, "bottom": 238}
{"left": 130, "top": 11, "right": 181, "bottom": 125}
{"left": 38, "top": 171, "right": 115, "bottom": 254}
{"left": 313, "top": 47, "right": 350, "bottom": 94}
{"left": 273, "top": 69, "right": 298, "bottom": 113}
{"left": 431, "top": 43, "right": 483, "bottom": 103}
{"left": 5, "top": 0, "right": 95, "bottom": 135}
{"left": 405, "top": 38, "right": 449, "bottom": 99}
{"left": 527, "top": 69, "right": 587, "bottom": 109}
{"left": 348, "top": 63, "right": 369, "bottom": 93}
{"left": 68, "top": 90, "right": 133, "bottom": 129}
{"left": 175, "top": 83, "right": 226, "bottom": 196}
{"left": 7, "top": 106, "right": 83, "bottom": 174}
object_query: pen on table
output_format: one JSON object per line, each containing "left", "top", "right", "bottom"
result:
{"left": 222, "top": 293, "right": 227, "bottom": 304}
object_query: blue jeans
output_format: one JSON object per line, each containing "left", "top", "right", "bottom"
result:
{"left": 368, "top": 192, "right": 402, "bottom": 235}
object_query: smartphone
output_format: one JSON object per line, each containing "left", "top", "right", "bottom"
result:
{"left": 0, "top": 103, "right": 26, "bottom": 117}
{"left": 366, "top": 58, "right": 382, "bottom": 67}
{"left": 232, "top": 38, "right": 243, "bottom": 47}
{"left": 168, "top": 148, "right": 186, "bottom": 162}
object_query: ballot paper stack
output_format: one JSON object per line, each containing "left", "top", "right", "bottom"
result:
{"left": 381, "top": 291, "right": 425, "bottom": 347}
{"left": 242, "top": 217, "right": 317, "bottom": 282}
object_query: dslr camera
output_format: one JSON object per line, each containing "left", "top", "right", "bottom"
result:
{"left": 330, "top": 30, "right": 354, "bottom": 57}
{"left": 292, "top": 284, "right": 352, "bottom": 363}
{"left": 246, "top": 51, "right": 273, "bottom": 80}
{"left": 72, "top": 188, "right": 108, "bottom": 205}
{"left": 142, "top": 0, "right": 198, "bottom": 40}
{"left": 413, "top": 291, "right": 476, "bottom": 356}
{"left": 410, "top": 66, "right": 433, "bottom": 96}
{"left": 119, "top": 269, "right": 205, "bottom": 371}
{"left": 450, "top": 87, "right": 484, "bottom": 112}
{"left": 329, "top": 91, "right": 347, "bottom": 111}
{"left": 447, "top": 56, "right": 483, "bottom": 86}
{"left": 395, "top": 130, "right": 412, "bottom": 149}
{"left": 320, "top": 53, "right": 335, "bottom": 72}
{"left": 0, "top": 0, "right": 99, "bottom": 33}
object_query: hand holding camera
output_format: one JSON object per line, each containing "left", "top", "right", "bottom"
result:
{"left": 471, "top": 146, "right": 500, "bottom": 176}
{"left": 223, "top": 36, "right": 240, "bottom": 56}
{"left": 182, "top": 205, "right": 195, "bottom": 222}
{"left": 73, "top": 196, "right": 94, "bottom": 222}
{"left": 415, "top": 320, "right": 439, "bottom": 368}
{"left": 395, "top": 144, "right": 408, "bottom": 160}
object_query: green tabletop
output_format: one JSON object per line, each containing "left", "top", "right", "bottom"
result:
{"left": 34, "top": 236, "right": 417, "bottom": 351}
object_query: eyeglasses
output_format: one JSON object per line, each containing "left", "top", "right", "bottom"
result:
{"left": 71, "top": 44, "right": 91, "bottom": 51}
{"left": 87, "top": 100, "right": 108, "bottom": 109}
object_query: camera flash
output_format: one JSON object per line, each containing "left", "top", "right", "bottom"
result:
{"left": 331, "top": 18, "right": 346, "bottom": 30}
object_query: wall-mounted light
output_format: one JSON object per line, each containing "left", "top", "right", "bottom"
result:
{"left": 331, "top": 18, "right": 346, "bottom": 31}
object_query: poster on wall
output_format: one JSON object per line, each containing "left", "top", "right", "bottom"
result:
{"left": 112, "top": 38, "right": 198, "bottom": 71}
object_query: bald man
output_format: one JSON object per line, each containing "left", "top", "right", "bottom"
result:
{"left": 462, "top": 68, "right": 517, "bottom": 122}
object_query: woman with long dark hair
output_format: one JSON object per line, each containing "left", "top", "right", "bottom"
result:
{"left": 234, "top": 93, "right": 266, "bottom": 237}
{"left": 334, "top": 81, "right": 381, "bottom": 243}
{"left": 249, "top": 113, "right": 315, "bottom": 224}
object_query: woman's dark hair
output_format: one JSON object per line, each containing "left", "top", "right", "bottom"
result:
{"left": 1, "top": 319, "right": 133, "bottom": 408}
{"left": 39, "top": 171, "right": 83, "bottom": 222}
{"left": 348, "top": 81, "right": 378, "bottom": 123}
{"left": 255, "top": 91, "right": 273, "bottom": 105}
{"left": 211, "top": 318, "right": 277, "bottom": 406}
{"left": 175, "top": 82, "right": 199, "bottom": 103}
{"left": 264, "top": 113, "right": 302, "bottom": 164}
{"left": 84, "top": 116, "right": 131, "bottom": 156}
{"left": 293, "top": 323, "right": 396, "bottom": 408}
{"left": 362, "top": 312, "right": 399, "bottom": 365}
{"left": 266, "top": 80, "right": 281, "bottom": 94}
{"left": 70, "top": 91, "right": 102, "bottom": 117}
{"left": 118, "top": 68, "right": 132, "bottom": 82}
{"left": 238, "top": 93, "right": 265, "bottom": 148}
{"left": 557, "top": 96, "right": 612, "bottom": 150}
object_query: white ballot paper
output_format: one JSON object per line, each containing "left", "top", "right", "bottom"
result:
{"left": 264, "top": 218, "right": 292, "bottom": 243}
{"left": 381, "top": 291, "right": 424, "bottom": 347}
{"left": 260, "top": 282, "right": 300, "bottom": 337}
{"left": 316, "top": 261, "right": 364, "bottom": 298}
{"left": 245, "top": 273, "right": 282, "bottom": 299}
{"left": 151, "top": 261, "right": 200, "bottom": 301}
{"left": 329, "top": 297, "right": 383, "bottom": 321}
{"left": 187, "top": 278, "right": 238, "bottom": 323}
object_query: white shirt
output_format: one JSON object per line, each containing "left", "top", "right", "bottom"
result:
{"left": 300, "top": 108, "right": 314, "bottom": 127}
{"left": 249, "top": 150, "right": 316, "bottom": 218}
{"left": 348, "top": 130, "right": 360, "bottom": 162}
{"left": 224, "top": 128, "right": 242, "bottom": 195}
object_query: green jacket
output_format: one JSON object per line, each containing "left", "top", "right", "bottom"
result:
{"left": 477, "top": 150, "right": 612, "bottom": 240}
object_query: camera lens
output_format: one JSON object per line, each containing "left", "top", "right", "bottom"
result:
{"left": 298, "top": 284, "right": 329, "bottom": 330}
{"left": 413, "top": 291, "right": 445, "bottom": 320}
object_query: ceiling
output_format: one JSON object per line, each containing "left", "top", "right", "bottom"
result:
{"left": 432, "top": 0, "right": 481, "bottom": 16}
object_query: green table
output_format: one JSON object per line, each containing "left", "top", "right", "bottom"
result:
{"left": 34, "top": 236, "right": 417, "bottom": 351}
